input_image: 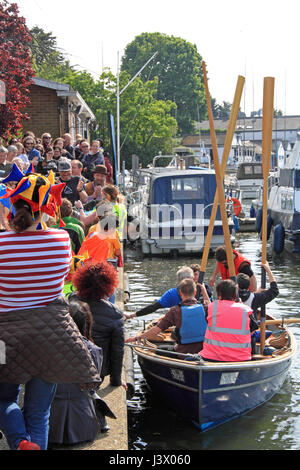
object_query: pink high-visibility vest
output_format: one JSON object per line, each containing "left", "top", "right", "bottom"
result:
{"left": 201, "top": 300, "right": 252, "bottom": 362}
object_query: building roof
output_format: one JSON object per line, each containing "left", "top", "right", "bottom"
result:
{"left": 32, "top": 77, "right": 96, "bottom": 121}
{"left": 196, "top": 115, "right": 300, "bottom": 133}
{"left": 182, "top": 135, "right": 263, "bottom": 155}
{"left": 182, "top": 134, "right": 227, "bottom": 147}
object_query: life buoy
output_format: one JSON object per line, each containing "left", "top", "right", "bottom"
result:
{"left": 226, "top": 197, "right": 242, "bottom": 217}
{"left": 273, "top": 223, "right": 285, "bottom": 254}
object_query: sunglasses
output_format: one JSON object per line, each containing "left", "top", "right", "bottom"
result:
{"left": 25, "top": 142, "right": 34, "bottom": 145}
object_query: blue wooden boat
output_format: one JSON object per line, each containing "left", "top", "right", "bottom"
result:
{"left": 133, "top": 317, "right": 296, "bottom": 431}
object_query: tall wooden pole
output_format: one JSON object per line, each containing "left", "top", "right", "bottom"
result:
{"left": 199, "top": 75, "right": 245, "bottom": 283}
{"left": 202, "top": 61, "right": 236, "bottom": 281}
{"left": 260, "top": 77, "right": 275, "bottom": 354}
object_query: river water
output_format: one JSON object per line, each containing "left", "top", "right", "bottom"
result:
{"left": 124, "top": 232, "right": 300, "bottom": 451}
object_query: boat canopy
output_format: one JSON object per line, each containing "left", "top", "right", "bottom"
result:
{"left": 150, "top": 172, "right": 220, "bottom": 219}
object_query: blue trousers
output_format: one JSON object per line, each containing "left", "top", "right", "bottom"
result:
{"left": 0, "top": 378, "right": 57, "bottom": 450}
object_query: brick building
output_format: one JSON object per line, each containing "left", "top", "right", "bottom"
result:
{"left": 22, "top": 77, "right": 96, "bottom": 141}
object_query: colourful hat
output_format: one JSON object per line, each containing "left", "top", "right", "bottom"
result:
{"left": 0, "top": 164, "right": 66, "bottom": 220}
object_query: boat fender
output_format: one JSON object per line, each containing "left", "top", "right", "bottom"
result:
{"left": 273, "top": 223, "right": 285, "bottom": 254}
{"left": 226, "top": 197, "right": 242, "bottom": 217}
{"left": 267, "top": 215, "right": 273, "bottom": 240}
{"left": 259, "top": 214, "right": 273, "bottom": 241}
{"left": 255, "top": 208, "right": 263, "bottom": 233}
{"left": 233, "top": 215, "right": 240, "bottom": 232}
{"left": 250, "top": 206, "right": 256, "bottom": 218}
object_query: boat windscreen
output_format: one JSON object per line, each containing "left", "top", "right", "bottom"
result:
{"left": 152, "top": 174, "right": 219, "bottom": 218}
{"left": 237, "top": 164, "right": 263, "bottom": 179}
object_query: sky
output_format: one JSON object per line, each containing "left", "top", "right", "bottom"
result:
{"left": 14, "top": 0, "right": 300, "bottom": 117}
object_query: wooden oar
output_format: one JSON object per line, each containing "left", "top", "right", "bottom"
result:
{"left": 202, "top": 61, "right": 236, "bottom": 281}
{"left": 265, "top": 318, "right": 300, "bottom": 326}
{"left": 199, "top": 75, "right": 245, "bottom": 284}
{"left": 260, "top": 77, "right": 275, "bottom": 354}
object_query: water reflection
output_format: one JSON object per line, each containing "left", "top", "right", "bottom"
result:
{"left": 125, "top": 233, "right": 300, "bottom": 450}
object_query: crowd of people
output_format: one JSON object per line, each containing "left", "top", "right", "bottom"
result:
{"left": 0, "top": 131, "right": 127, "bottom": 450}
{"left": 0, "top": 131, "right": 124, "bottom": 258}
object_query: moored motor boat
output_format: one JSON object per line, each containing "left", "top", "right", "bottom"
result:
{"left": 126, "top": 155, "right": 235, "bottom": 256}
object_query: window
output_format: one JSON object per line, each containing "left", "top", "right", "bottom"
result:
{"left": 244, "top": 166, "right": 253, "bottom": 176}
{"left": 253, "top": 165, "right": 263, "bottom": 175}
{"left": 171, "top": 176, "right": 205, "bottom": 200}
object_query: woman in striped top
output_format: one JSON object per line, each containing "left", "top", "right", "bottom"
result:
{"left": 0, "top": 172, "right": 101, "bottom": 451}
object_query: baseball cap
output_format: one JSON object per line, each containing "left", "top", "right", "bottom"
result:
{"left": 58, "top": 158, "right": 71, "bottom": 172}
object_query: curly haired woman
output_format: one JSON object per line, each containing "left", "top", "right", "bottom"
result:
{"left": 71, "top": 262, "right": 126, "bottom": 389}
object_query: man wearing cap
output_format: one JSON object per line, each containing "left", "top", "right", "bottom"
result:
{"left": 58, "top": 158, "right": 88, "bottom": 206}
{"left": 85, "top": 165, "right": 107, "bottom": 202}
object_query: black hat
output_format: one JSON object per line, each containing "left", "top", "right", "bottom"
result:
{"left": 92, "top": 165, "right": 108, "bottom": 175}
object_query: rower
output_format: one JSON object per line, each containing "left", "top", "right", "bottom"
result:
{"left": 126, "top": 279, "right": 209, "bottom": 355}
{"left": 125, "top": 266, "right": 213, "bottom": 320}
{"left": 209, "top": 245, "right": 257, "bottom": 292}
{"left": 238, "top": 261, "right": 279, "bottom": 316}
{"left": 200, "top": 280, "right": 253, "bottom": 362}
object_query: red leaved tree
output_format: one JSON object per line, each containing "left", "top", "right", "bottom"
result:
{"left": 0, "top": 1, "right": 35, "bottom": 141}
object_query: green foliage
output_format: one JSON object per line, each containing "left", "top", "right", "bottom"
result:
{"left": 27, "top": 27, "right": 185, "bottom": 166}
{"left": 211, "top": 99, "right": 232, "bottom": 120}
{"left": 118, "top": 73, "right": 177, "bottom": 167}
{"left": 121, "top": 32, "right": 206, "bottom": 135}
{"left": 29, "top": 26, "right": 178, "bottom": 167}
{"left": 29, "top": 26, "right": 75, "bottom": 81}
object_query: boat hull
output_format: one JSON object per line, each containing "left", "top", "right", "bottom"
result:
{"left": 137, "top": 347, "right": 294, "bottom": 431}
{"left": 140, "top": 234, "right": 235, "bottom": 255}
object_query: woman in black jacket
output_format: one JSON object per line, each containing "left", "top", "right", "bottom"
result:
{"left": 71, "top": 262, "right": 126, "bottom": 388}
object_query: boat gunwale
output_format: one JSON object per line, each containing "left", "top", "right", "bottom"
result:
{"left": 133, "top": 324, "right": 297, "bottom": 372}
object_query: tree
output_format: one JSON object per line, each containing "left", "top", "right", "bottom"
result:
{"left": 121, "top": 32, "right": 206, "bottom": 135}
{"left": 29, "top": 26, "right": 75, "bottom": 82}
{"left": 212, "top": 100, "right": 232, "bottom": 120}
{"left": 26, "top": 26, "right": 178, "bottom": 166}
{"left": 117, "top": 73, "right": 177, "bottom": 166}
{"left": 0, "top": 1, "right": 35, "bottom": 140}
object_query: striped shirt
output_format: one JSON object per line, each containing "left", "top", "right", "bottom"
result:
{"left": 0, "top": 229, "right": 72, "bottom": 312}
